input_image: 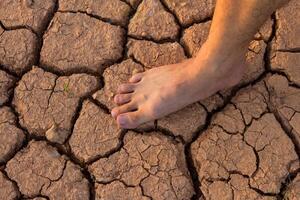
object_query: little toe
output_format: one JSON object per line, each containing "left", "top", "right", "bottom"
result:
{"left": 111, "top": 102, "right": 137, "bottom": 119}
{"left": 114, "top": 93, "right": 132, "bottom": 105}
{"left": 117, "top": 111, "right": 147, "bottom": 129}
{"left": 117, "top": 83, "right": 135, "bottom": 94}
{"left": 129, "top": 73, "right": 144, "bottom": 83}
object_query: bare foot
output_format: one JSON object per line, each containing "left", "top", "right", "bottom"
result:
{"left": 111, "top": 43, "right": 247, "bottom": 129}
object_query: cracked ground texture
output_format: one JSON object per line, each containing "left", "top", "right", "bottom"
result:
{"left": 0, "top": 0, "right": 299, "bottom": 199}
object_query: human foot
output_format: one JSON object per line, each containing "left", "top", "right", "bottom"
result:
{"left": 111, "top": 43, "right": 247, "bottom": 129}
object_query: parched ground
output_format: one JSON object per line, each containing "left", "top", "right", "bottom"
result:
{"left": 0, "top": 0, "right": 299, "bottom": 199}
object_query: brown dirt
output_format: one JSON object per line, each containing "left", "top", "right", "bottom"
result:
{"left": 13, "top": 67, "right": 99, "bottom": 143}
{"left": 0, "top": 27, "right": 38, "bottom": 75}
{"left": 254, "top": 18, "right": 273, "bottom": 42}
{"left": 0, "top": 0, "right": 56, "bottom": 33}
{"left": 0, "top": 0, "right": 299, "bottom": 199}
{"left": 271, "top": 51, "right": 300, "bottom": 86}
{"left": 272, "top": 0, "right": 299, "bottom": 50}
{"left": 95, "top": 181, "right": 150, "bottom": 200}
{"left": 284, "top": 173, "right": 300, "bottom": 200}
{"left": 127, "top": 38, "right": 186, "bottom": 68}
{"left": 128, "top": 0, "right": 179, "bottom": 41}
{"left": 0, "top": 70, "right": 15, "bottom": 106}
{"left": 69, "top": 100, "right": 122, "bottom": 163}
{"left": 59, "top": 0, "right": 131, "bottom": 26}
{"left": 89, "top": 131, "right": 195, "bottom": 200}
{"left": 157, "top": 103, "right": 207, "bottom": 142}
{"left": 0, "top": 171, "right": 20, "bottom": 200}
{"left": 163, "top": 0, "right": 216, "bottom": 26}
{"left": 40, "top": 12, "right": 125, "bottom": 74}
{"left": 191, "top": 81, "right": 298, "bottom": 196}
{"left": 126, "top": 0, "right": 143, "bottom": 9}
{"left": 6, "top": 141, "right": 90, "bottom": 199}
{"left": 265, "top": 74, "right": 300, "bottom": 149}
{"left": 205, "top": 174, "right": 276, "bottom": 200}
{"left": 0, "top": 107, "right": 25, "bottom": 164}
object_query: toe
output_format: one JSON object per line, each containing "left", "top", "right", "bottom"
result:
{"left": 117, "top": 111, "right": 146, "bottom": 129}
{"left": 114, "top": 93, "right": 132, "bottom": 105}
{"left": 129, "top": 73, "right": 143, "bottom": 83}
{"left": 117, "top": 83, "right": 135, "bottom": 94}
{"left": 111, "top": 102, "right": 137, "bottom": 119}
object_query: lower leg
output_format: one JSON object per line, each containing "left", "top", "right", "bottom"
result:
{"left": 198, "top": 0, "right": 289, "bottom": 61}
{"left": 112, "top": 0, "right": 290, "bottom": 129}
{"left": 208, "top": 0, "right": 289, "bottom": 50}
{"left": 189, "top": 0, "right": 291, "bottom": 95}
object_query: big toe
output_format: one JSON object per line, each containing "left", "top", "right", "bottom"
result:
{"left": 117, "top": 111, "right": 146, "bottom": 129}
{"left": 111, "top": 102, "right": 137, "bottom": 119}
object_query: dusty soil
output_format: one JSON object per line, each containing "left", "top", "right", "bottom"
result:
{"left": 0, "top": 0, "right": 299, "bottom": 200}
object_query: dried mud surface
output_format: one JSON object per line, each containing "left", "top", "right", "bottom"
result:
{"left": 0, "top": 26, "right": 38, "bottom": 75}
{"left": 0, "top": 0, "right": 299, "bottom": 199}
{"left": 0, "top": 0, "right": 56, "bottom": 33}
{"left": 40, "top": 12, "right": 125, "bottom": 74}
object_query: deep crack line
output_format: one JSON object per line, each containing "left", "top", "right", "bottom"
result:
{"left": 128, "top": 34, "right": 178, "bottom": 44}
{"left": 12, "top": 137, "right": 97, "bottom": 200}
{"left": 0, "top": 20, "right": 38, "bottom": 35}
{"left": 263, "top": 77, "right": 300, "bottom": 157}
{"left": 269, "top": 107, "right": 300, "bottom": 157}
{"left": 35, "top": 0, "right": 59, "bottom": 71}
{"left": 277, "top": 168, "right": 300, "bottom": 199}
{"left": 277, "top": 48, "right": 300, "bottom": 53}
{"left": 119, "top": 0, "right": 134, "bottom": 9}
{"left": 0, "top": 168, "right": 22, "bottom": 199}
{"left": 159, "top": 0, "right": 191, "bottom": 57}
{"left": 0, "top": 66, "right": 31, "bottom": 166}
{"left": 57, "top": 10, "right": 126, "bottom": 28}
{"left": 63, "top": 79, "right": 103, "bottom": 146}
{"left": 38, "top": 7, "right": 128, "bottom": 77}
{"left": 185, "top": 143, "right": 203, "bottom": 200}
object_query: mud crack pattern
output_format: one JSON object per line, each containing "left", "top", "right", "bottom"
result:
{"left": 0, "top": 0, "right": 299, "bottom": 199}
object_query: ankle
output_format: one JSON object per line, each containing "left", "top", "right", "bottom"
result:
{"left": 192, "top": 41, "right": 246, "bottom": 74}
{"left": 205, "top": 31, "right": 250, "bottom": 54}
{"left": 205, "top": 39, "right": 248, "bottom": 59}
{"left": 189, "top": 41, "right": 246, "bottom": 90}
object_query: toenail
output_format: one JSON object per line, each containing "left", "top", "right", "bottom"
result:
{"left": 114, "top": 95, "right": 119, "bottom": 102}
{"left": 111, "top": 109, "right": 118, "bottom": 118}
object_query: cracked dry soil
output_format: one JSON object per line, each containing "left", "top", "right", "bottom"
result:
{"left": 0, "top": 0, "right": 299, "bottom": 200}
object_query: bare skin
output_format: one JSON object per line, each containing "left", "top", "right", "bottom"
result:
{"left": 112, "top": 0, "right": 290, "bottom": 129}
